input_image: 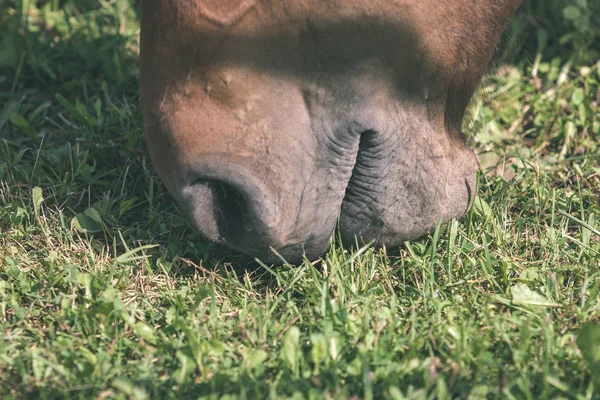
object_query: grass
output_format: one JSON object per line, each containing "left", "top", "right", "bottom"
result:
{"left": 1, "top": 0, "right": 599, "bottom": 398}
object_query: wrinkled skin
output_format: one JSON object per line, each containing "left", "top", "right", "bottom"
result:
{"left": 140, "top": 0, "right": 521, "bottom": 263}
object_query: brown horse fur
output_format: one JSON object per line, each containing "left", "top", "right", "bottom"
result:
{"left": 140, "top": 0, "right": 522, "bottom": 263}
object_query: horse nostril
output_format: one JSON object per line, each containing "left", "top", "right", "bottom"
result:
{"left": 197, "top": 179, "right": 252, "bottom": 243}
{"left": 179, "top": 160, "right": 282, "bottom": 256}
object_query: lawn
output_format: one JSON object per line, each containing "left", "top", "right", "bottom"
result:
{"left": 1, "top": 0, "right": 599, "bottom": 398}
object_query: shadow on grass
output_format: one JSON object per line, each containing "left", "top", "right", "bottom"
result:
{"left": 1, "top": 1, "right": 139, "bottom": 99}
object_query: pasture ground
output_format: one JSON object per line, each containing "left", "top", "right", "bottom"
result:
{"left": 1, "top": 0, "right": 599, "bottom": 398}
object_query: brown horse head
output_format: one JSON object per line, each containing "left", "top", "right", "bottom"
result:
{"left": 140, "top": 0, "right": 521, "bottom": 263}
